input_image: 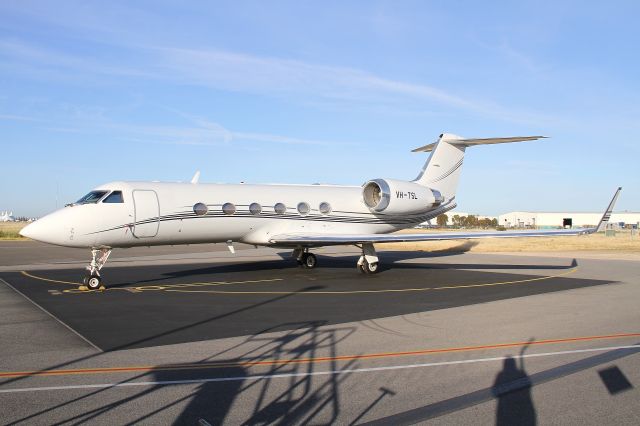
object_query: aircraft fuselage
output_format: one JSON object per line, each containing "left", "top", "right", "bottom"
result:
{"left": 25, "top": 181, "right": 448, "bottom": 249}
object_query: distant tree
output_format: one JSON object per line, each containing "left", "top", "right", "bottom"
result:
{"left": 491, "top": 218, "right": 498, "bottom": 228}
{"left": 467, "top": 215, "right": 479, "bottom": 227}
{"left": 452, "top": 214, "right": 461, "bottom": 227}
{"left": 478, "top": 218, "right": 488, "bottom": 228}
{"left": 436, "top": 214, "right": 448, "bottom": 227}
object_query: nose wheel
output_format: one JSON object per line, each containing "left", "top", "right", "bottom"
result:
{"left": 83, "top": 248, "right": 111, "bottom": 290}
{"left": 83, "top": 274, "right": 102, "bottom": 290}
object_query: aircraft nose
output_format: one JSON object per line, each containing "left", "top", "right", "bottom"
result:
{"left": 19, "top": 213, "right": 68, "bottom": 245}
{"left": 20, "top": 218, "right": 50, "bottom": 241}
{"left": 18, "top": 222, "right": 34, "bottom": 239}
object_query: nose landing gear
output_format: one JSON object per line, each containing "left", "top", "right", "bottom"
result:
{"left": 83, "top": 248, "right": 112, "bottom": 290}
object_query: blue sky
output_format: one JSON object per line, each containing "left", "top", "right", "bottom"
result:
{"left": 1, "top": 1, "right": 638, "bottom": 217}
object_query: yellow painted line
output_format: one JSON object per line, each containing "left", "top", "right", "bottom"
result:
{"left": 20, "top": 266, "right": 578, "bottom": 296}
{"left": 167, "top": 288, "right": 433, "bottom": 295}
{"left": 432, "top": 266, "right": 578, "bottom": 290}
{"left": 20, "top": 271, "right": 79, "bottom": 286}
{"left": 1, "top": 331, "right": 637, "bottom": 379}
{"left": 61, "top": 278, "right": 285, "bottom": 294}
{"left": 167, "top": 267, "right": 579, "bottom": 295}
{"left": 19, "top": 271, "right": 284, "bottom": 294}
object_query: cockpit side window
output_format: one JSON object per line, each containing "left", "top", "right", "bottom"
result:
{"left": 76, "top": 190, "right": 109, "bottom": 204}
{"left": 102, "top": 191, "right": 124, "bottom": 203}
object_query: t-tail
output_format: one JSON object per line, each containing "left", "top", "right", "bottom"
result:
{"left": 412, "top": 133, "right": 547, "bottom": 200}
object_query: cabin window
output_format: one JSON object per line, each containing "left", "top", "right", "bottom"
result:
{"left": 222, "top": 202, "right": 236, "bottom": 215}
{"left": 319, "top": 202, "right": 332, "bottom": 215}
{"left": 249, "top": 203, "right": 262, "bottom": 215}
{"left": 102, "top": 191, "right": 124, "bottom": 203}
{"left": 297, "top": 202, "right": 310, "bottom": 216}
{"left": 274, "top": 203, "right": 286, "bottom": 214}
{"left": 76, "top": 190, "right": 108, "bottom": 204}
{"left": 193, "top": 202, "right": 208, "bottom": 216}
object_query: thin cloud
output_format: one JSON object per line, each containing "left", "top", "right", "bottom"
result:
{"left": 22, "top": 106, "right": 349, "bottom": 148}
{"left": 0, "top": 39, "right": 157, "bottom": 80}
{"left": 150, "top": 46, "right": 555, "bottom": 124}
{"left": 0, "top": 113, "right": 42, "bottom": 122}
{"left": 1, "top": 38, "right": 550, "bottom": 123}
{"left": 156, "top": 46, "right": 492, "bottom": 111}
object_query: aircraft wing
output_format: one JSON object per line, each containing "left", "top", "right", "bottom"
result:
{"left": 270, "top": 187, "right": 621, "bottom": 247}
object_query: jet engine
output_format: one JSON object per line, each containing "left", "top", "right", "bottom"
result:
{"left": 362, "top": 178, "right": 444, "bottom": 215}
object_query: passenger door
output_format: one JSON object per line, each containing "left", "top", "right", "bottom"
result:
{"left": 132, "top": 190, "right": 160, "bottom": 238}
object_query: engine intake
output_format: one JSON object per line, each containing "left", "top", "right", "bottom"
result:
{"left": 362, "top": 178, "right": 443, "bottom": 215}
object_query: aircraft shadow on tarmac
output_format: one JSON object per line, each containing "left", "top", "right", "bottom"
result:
{"left": 113, "top": 241, "right": 482, "bottom": 286}
{"left": 120, "top": 246, "right": 579, "bottom": 288}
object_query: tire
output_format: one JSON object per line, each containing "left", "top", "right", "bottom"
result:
{"left": 360, "top": 260, "right": 379, "bottom": 274}
{"left": 366, "top": 261, "right": 379, "bottom": 273}
{"left": 86, "top": 275, "right": 102, "bottom": 290}
{"left": 303, "top": 253, "right": 317, "bottom": 269}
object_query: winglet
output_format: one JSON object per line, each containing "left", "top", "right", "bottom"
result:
{"left": 190, "top": 170, "right": 201, "bottom": 184}
{"left": 595, "top": 187, "right": 622, "bottom": 232}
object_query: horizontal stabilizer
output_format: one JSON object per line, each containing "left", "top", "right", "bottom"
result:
{"left": 412, "top": 135, "right": 547, "bottom": 153}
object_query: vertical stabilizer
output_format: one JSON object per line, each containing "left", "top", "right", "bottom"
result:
{"left": 413, "top": 133, "right": 466, "bottom": 200}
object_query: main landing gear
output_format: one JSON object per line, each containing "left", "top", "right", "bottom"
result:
{"left": 293, "top": 247, "right": 318, "bottom": 269}
{"left": 292, "top": 243, "right": 380, "bottom": 274}
{"left": 357, "top": 243, "right": 379, "bottom": 274}
{"left": 83, "top": 248, "right": 112, "bottom": 290}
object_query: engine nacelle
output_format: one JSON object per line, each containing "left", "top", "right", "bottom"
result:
{"left": 362, "top": 178, "right": 444, "bottom": 215}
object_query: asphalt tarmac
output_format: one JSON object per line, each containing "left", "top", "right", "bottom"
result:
{"left": 0, "top": 256, "right": 608, "bottom": 351}
{"left": 0, "top": 243, "right": 639, "bottom": 425}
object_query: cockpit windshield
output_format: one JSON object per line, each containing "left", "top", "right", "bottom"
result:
{"left": 76, "top": 190, "right": 109, "bottom": 204}
{"left": 102, "top": 191, "right": 124, "bottom": 203}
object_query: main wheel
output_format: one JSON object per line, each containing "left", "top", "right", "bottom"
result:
{"left": 302, "top": 253, "right": 317, "bottom": 269}
{"left": 86, "top": 275, "right": 102, "bottom": 290}
{"left": 366, "top": 261, "right": 379, "bottom": 273}
{"left": 360, "top": 260, "right": 379, "bottom": 274}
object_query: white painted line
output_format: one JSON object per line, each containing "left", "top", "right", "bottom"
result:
{"left": 0, "top": 344, "right": 637, "bottom": 394}
{"left": 0, "top": 278, "right": 102, "bottom": 352}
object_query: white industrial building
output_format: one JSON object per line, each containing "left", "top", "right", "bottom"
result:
{"left": 498, "top": 211, "right": 640, "bottom": 229}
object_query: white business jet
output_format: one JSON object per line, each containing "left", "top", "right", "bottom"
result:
{"left": 20, "top": 133, "right": 620, "bottom": 289}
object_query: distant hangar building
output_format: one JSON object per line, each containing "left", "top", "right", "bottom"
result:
{"left": 498, "top": 211, "right": 640, "bottom": 229}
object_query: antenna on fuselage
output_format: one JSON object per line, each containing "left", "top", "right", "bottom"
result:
{"left": 191, "top": 170, "right": 201, "bottom": 184}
